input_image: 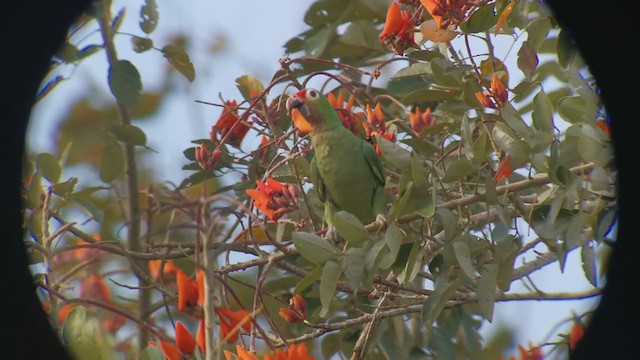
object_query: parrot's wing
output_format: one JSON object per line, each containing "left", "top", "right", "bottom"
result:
{"left": 362, "top": 141, "right": 385, "bottom": 186}
{"left": 310, "top": 156, "right": 327, "bottom": 202}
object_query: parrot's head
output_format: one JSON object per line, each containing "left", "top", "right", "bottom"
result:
{"left": 286, "top": 88, "right": 338, "bottom": 133}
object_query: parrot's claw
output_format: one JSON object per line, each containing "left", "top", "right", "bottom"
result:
{"left": 374, "top": 214, "right": 387, "bottom": 234}
{"left": 325, "top": 227, "right": 338, "bottom": 244}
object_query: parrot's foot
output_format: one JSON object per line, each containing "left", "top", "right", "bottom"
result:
{"left": 374, "top": 214, "right": 387, "bottom": 234}
{"left": 324, "top": 227, "right": 338, "bottom": 244}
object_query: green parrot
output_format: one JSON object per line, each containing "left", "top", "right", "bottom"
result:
{"left": 285, "top": 88, "right": 388, "bottom": 233}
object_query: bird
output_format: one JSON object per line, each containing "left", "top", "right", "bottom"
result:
{"left": 285, "top": 88, "right": 387, "bottom": 235}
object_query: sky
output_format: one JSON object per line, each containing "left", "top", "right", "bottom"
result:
{"left": 27, "top": 0, "right": 603, "bottom": 357}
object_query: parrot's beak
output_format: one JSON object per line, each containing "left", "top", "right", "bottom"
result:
{"left": 286, "top": 94, "right": 314, "bottom": 133}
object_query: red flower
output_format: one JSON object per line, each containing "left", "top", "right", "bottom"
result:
{"left": 210, "top": 100, "right": 252, "bottom": 147}
{"left": 102, "top": 315, "right": 126, "bottom": 335}
{"left": 246, "top": 178, "right": 298, "bottom": 221}
{"left": 159, "top": 340, "right": 181, "bottom": 360}
{"left": 475, "top": 91, "right": 497, "bottom": 109}
{"left": 196, "top": 318, "right": 206, "bottom": 354}
{"left": 175, "top": 321, "right": 196, "bottom": 354}
{"left": 149, "top": 259, "right": 179, "bottom": 279}
{"left": 409, "top": 106, "right": 436, "bottom": 135}
{"left": 494, "top": 155, "right": 513, "bottom": 183}
{"left": 177, "top": 270, "right": 198, "bottom": 312}
{"left": 491, "top": 73, "right": 508, "bottom": 105}
{"left": 224, "top": 345, "right": 260, "bottom": 360}
{"left": 80, "top": 273, "right": 111, "bottom": 304}
{"left": 420, "top": 0, "right": 472, "bottom": 30}
{"left": 327, "top": 92, "right": 361, "bottom": 134}
{"left": 569, "top": 321, "right": 585, "bottom": 350}
{"left": 195, "top": 143, "right": 222, "bottom": 170}
{"left": 517, "top": 343, "right": 543, "bottom": 360}
{"left": 264, "top": 342, "right": 316, "bottom": 360}
{"left": 279, "top": 294, "right": 307, "bottom": 324}
{"left": 379, "top": 1, "right": 415, "bottom": 55}
{"left": 595, "top": 120, "right": 610, "bottom": 138}
{"left": 215, "top": 307, "right": 252, "bottom": 343}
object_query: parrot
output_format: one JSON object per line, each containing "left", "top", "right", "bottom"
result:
{"left": 285, "top": 88, "right": 388, "bottom": 234}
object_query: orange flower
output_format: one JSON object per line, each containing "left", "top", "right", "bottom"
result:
{"left": 210, "top": 100, "right": 252, "bottom": 147}
{"left": 491, "top": 73, "right": 508, "bottom": 105}
{"left": 279, "top": 294, "right": 307, "bottom": 324}
{"left": 264, "top": 342, "right": 316, "bottom": 360}
{"left": 595, "top": 120, "right": 610, "bottom": 138}
{"left": 58, "top": 304, "right": 75, "bottom": 323}
{"left": 195, "top": 143, "right": 222, "bottom": 170}
{"left": 196, "top": 318, "right": 206, "bottom": 354}
{"left": 475, "top": 91, "right": 497, "bottom": 109}
{"left": 177, "top": 270, "right": 198, "bottom": 312}
{"left": 80, "top": 273, "right": 111, "bottom": 304}
{"left": 159, "top": 340, "right": 182, "bottom": 360}
{"left": 246, "top": 178, "right": 298, "bottom": 221}
{"left": 409, "top": 106, "right": 436, "bottom": 135}
{"left": 569, "top": 321, "right": 585, "bottom": 350}
{"left": 517, "top": 343, "right": 543, "bottom": 360}
{"left": 365, "top": 103, "right": 386, "bottom": 135}
{"left": 327, "top": 92, "right": 360, "bottom": 134}
{"left": 149, "top": 259, "right": 179, "bottom": 279}
{"left": 103, "top": 315, "right": 126, "bottom": 335}
{"left": 379, "top": 1, "right": 415, "bottom": 55}
{"left": 420, "top": 0, "right": 471, "bottom": 30}
{"left": 215, "top": 307, "right": 252, "bottom": 343}
{"left": 175, "top": 321, "right": 196, "bottom": 354}
{"left": 224, "top": 345, "right": 260, "bottom": 360}
{"left": 196, "top": 269, "right": 205, "bottom": 307}
{"left": 494, "top": 155, "right": 513, "bottom": 183}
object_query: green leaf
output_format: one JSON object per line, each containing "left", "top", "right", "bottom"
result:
{"left": 387, "top": 181, "right": 413, "bottom": 224}
{"left": 421, "top": 275, "right": 460, "bottom": 328}
{"left": 108, "top": 60, "right": 142, "bottom": 107}
{"left": 557, "top": 28, "right": 577, "bottom": 68}
{"left": 292, "top": 231, "right": 340, "bottom": 265}
{"left": 525, "top": 17, "right": 552, "bottom": 50}
{"left": 442, "top": 158, "right": 475, "bottom": 183}
{"left": 379, "top": 224, "right": 403, "bottom": 269}
{"left": 499, "top": 102, "right": 533, "bottom": 138}
{"left": 177, "top": 169, "right": 218, "bottom": 189}
{"left": 557, "top": 96, "right": 585, "bottom": 124}
{"left": 36, "top": 152, "right": 62, "bottom": 183}
{"left": 476, "top": 263, "right": 499, "bottom": 322}
{"left": 484, "top": 176, "right": 498, "bottom": 205}
{"left": 106, "top": 124, "right": 147, "bottom": 146}
{"left": 162, "top": 44, "right": 195, "bottom": 82}
{"left": 99, "top": 139, "right": 125, "bottom": 183}
{"left": 435, "top": 208, "right": 461, "bottom": 242}
{"left": 460, "top": 3, "right": 497, "bottom": 33}
{"left": 236, "top": 75, "right": 265, "bottom": 100}
{"left": 333, "top": 20, "right": 386, "bottom": 57}
{"left": 139, "top": 0, "right": 158, "bottom": 34}
{"left": 531, "top": 90, "right": 554, "bottom": 132}
{"left": 131, "top": 36, "right": 153, "bottom": 53}
{"left": 294, "top": 265, "right": 323, "bottom": 294}
{"left": 392, "top": 63, "right": 433, "bottom": 79}
{"left": 453, "top": 238, "right": 477, "bottom": 279}
{"left": 71, "top": 197, "right": 104, "bottom": 222}
{"left": 581, "top": 242, "right": 598, "bottom": 287}
{"left": 517, "top": 41, "right": 538, "bottom": 81}
{"left": 138, "top": 346, "right": 165, "bottom": 360}
{"left": 334, "top": 211, "right": 369, "bottom": 247}
{"left": 52, "top": 177, "right": 78, "bottom": 197}
{"left": 344, "top": 247, "right": 367, "bottom": 292}
{"left": 111, "top": 7, "right": 126, "bottom": 31}
{"left": 396, "top": 240, "right": 422, "bottom": 284}
{"left": 319, "top": 260, "right": 341, "bottom": 318}
{"left": 401, "top": 89, "right": 456, "bottom": 104}
{"left": 495, "top": 236, "right": 520, "bottom": 291}
{"left": 377, "top": 137, "right": 411, "bottom": 172}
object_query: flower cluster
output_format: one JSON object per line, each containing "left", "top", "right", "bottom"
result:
{"left": 379, "top": 1, "right": 416, "bottom": 55}
{"left": 326, "top": 92, "right": 360, "bottom": 134}
{"left": 420, "top": 0, "right": 472, "bottom": 30}
{"left": 363, "top": 103, "right": 396, "bottom": 155}
{"left": 246, "top": 178, "right": 298, "bottom": 221}
{"left": 210, "top": 100, "right": 252, "bottom": 148}
{"left": 475, "top": 73, "right": 509, "bottom": 109}
{"left": 278, "top": 294, "right": 307, "bottom": 324}
{"left": 223, "top": 342, "right": 316, "bottom": 360}
{"left": 409, "top": 106, "right": 436, "bottom": 136}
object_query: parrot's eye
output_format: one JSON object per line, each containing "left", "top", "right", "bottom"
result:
{"left": 308, "top": 90, "right": 318, "bottom": 99}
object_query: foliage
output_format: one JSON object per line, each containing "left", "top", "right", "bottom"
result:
{"left": 25, "top": 0, "right": 615, "bottom": 359}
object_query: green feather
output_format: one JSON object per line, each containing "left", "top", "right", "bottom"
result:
{"left": 303, "top": 90, "right": 387, "bottom": 226}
